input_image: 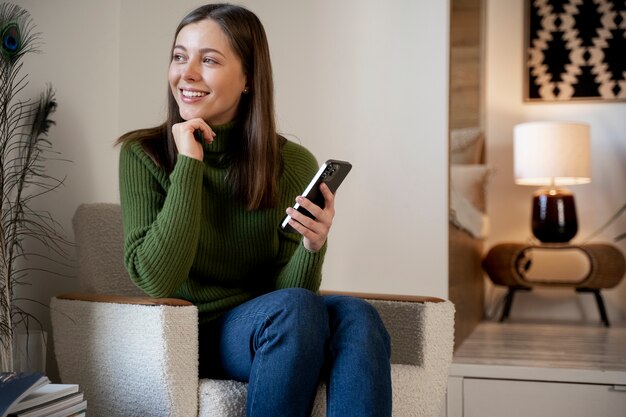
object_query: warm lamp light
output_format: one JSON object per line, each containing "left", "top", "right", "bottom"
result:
{"left": 514, "top": 121, "right": 591, "bottom": 243}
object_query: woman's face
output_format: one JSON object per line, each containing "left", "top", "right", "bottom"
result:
{"left": 169, "top": 19, "right": 247, "bottom": 126}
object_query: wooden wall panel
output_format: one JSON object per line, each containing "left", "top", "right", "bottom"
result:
{"left": 449, "top": 0, "right": 484, "bottom": 130}
{"left": 449, "top": 0, "right": 485, "bottom": 351}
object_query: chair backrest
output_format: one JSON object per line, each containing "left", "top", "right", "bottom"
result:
{"left": 72, "top": 203, "right": 145, "bottom": 296}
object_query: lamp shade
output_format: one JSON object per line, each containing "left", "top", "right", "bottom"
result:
{"left": 514, "top": 121, "right": 591, "bottom": 186}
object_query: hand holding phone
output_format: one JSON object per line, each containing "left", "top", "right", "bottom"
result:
{"left": 280, "top": 159, "right": 352, "bottom": 234}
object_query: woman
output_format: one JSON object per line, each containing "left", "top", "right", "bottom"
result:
{"left": 117, "top": 4, "right": 391, "bottom": 416}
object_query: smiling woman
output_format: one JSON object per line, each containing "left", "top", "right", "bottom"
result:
{"left": 114, "top": 3, "right": 392, "bottom": 417}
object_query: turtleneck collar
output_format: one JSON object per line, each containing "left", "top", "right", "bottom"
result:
{"left": 203, "top": 120, "right": 236, "bottom": 155}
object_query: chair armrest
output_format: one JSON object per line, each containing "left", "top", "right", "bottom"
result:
{"left": 321, "top": 290, "right": 455, "bottom": 368}
{"left": 320, "top": 289, "right": 445, "bottom": 303}
{"left": 50, "top": 295, "right": 199, "bottom": 417}
{"left": 56, "top": 291, "right": 193, "bottom": 306}
{"left": 321, "top": 290, "right": 455, "bottom": 417}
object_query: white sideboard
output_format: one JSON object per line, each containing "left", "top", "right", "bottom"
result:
{"left": 443, "top": 321, "right": 626, "bottom": 417}
{"left": 445, "top": 363, "right": 626, "bottom": 417}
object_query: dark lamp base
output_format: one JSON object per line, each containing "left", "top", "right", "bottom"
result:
{"left": 531, "top": 188, "right": 578, "bottom": 243}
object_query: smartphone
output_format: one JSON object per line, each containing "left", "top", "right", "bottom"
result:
{"left": 280, "top": 159, "right": 352, "bottom": 233}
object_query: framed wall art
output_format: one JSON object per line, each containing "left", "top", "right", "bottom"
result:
{"left": 525, "top": 0, "right": 626, "bottom": 102}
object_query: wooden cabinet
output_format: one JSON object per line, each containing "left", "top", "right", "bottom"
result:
{"left": 482, "top": 242, "right": 625, "bottom": 326}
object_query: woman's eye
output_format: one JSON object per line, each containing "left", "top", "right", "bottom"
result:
{"left": 203, "top": 57, "right": 217, "bottom": 64}
{"left": 172, "top": 54, "right": 186, "bottom": 62}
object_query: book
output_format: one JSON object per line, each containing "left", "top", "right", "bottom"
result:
{"left": 45, "top": 400, "right": 86, "bottom": 417}
{"left": 8, "top": 385, "right": 81, "bottom": 415}
{"left": 9, "top": 392, "right": 84, "bottom": 417}
{"left": 0, "top": 373, "right": 50, "bottom": 417}
{"left": 8, "top": 394, "right": 82, "bottom": 417}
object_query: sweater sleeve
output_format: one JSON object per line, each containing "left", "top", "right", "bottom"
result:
{"left": 272, "top": 143, "right": 327, "bottom": 291}
{"left": 273, "top": 236, "right": 327, "bottom": 291}
{"left": 119, "top": 142, "right": 204, "bottom": 298}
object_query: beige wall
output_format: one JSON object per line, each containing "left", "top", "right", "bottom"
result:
{"left": 14, "top": 0, "right": 451, "bottom": 366}
{"left": 116, "top": 0, "right": 451, "bottom": 298}
{"left": 485, "top": 0, "right": 626, "bottom": 322}
{"left": 15, "top": 0, "right": 122, "bottom": 333}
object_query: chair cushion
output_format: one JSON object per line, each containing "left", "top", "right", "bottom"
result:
{"left": 198, "top": 379, "right": 326, "bottom": 416}
{"left": 198, "top": 380, "right": 247, "bottom": 416}
{"left": 198, "top": 364, "right": 434, "bottom": 417}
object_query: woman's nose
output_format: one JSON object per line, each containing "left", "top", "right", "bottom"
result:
{"left": 182, "top": 61, "right": 200, "bottom": 81}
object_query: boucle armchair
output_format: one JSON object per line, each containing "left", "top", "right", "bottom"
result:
{"left": 50, "top": 203, "right": 455, "bottom": 417}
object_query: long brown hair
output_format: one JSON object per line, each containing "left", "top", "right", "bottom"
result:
{"left": 118, "top": 3, "right": 281, "bottom": 210}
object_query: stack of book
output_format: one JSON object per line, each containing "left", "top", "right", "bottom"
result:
{"left": 0, "top": 372, "right": 86, "bottom": 417}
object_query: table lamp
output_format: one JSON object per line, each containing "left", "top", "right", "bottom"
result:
{"left": 514, "top": 121, "right": 591, "bottom": 243}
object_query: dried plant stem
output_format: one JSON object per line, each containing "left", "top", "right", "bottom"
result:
{"left": 0, "top": 3, "right": 68, "bottom": 371}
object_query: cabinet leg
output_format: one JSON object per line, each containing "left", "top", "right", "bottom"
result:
{"left": 500, "top": 288, "right": 516, "bottom": 322}
{"left": 500, "top": 287, "right": 531, "bottom": 322}
{"left": 577, "top": 288, "right": 610, "bottom": 327}
{"left": 595, "top": 291, "right": 610, "bottom": 328}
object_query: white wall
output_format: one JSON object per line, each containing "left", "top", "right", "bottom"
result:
{"left": 485, "top": 0, "right": 626, "bottom": 323}
{"left": 117, "top": 0, "right": 450, "bottom": 297}
{"left": 12, "top": 0, "right": 450, "bottom": 374}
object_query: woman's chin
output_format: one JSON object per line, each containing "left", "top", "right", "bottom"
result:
{"left": 179, "top": 109, "right": 204, "bottom": 122}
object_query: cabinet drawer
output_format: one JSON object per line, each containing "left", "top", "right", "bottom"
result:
{"left": 463, "top": 378, "right": 626, "bottom": 417}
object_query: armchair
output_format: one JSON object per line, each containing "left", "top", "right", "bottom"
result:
{"left": 51, "top": 203, "right": 454, "bottom": 416}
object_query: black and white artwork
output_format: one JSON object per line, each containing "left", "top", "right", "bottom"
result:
{"left": 526, "top": 0, "right": 626, "bottom": 102}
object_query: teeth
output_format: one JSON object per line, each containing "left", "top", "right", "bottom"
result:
{"left": 182, "top": 90, "right": 208, "bottom": 98}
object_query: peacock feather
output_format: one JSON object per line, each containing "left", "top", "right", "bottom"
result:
{"left": 0, "top": 3, "right": 38, "bottom": 62}
{"left": 1, "top": 3, "right": 40, "bottom": 127}
{"left": 1, "top": 3, "right": 40, "bottom": 160}
{"left": 1, "top": 22, "right": 20, "bottom": 58}
{"left": 0, "top": 3, "right": 67, "bottom": 372}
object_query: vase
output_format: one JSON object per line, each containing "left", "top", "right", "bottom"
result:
{"left": 0, "top": 340, "right": 12, "bottom": 372}
{"left": 12, "top": 330, "right": 47, "bottom": 373}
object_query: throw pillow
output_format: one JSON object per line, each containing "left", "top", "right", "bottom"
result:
{"left": 450, "top": 127, "right": 484, "bottom": 165}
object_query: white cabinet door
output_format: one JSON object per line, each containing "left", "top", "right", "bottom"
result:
{"left": 464, "top": 378, "right": 626, "bottom": 417}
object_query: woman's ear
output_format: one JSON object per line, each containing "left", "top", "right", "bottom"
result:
{"left": 243, "top": 76, "right": 252, "bottom": 94}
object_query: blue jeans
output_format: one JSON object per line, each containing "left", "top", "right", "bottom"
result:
{"left": 199, "top": 288, "right": 392, "bottom": 417}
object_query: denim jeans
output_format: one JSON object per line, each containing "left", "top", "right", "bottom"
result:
{"left": 199, "top": 288, "right": 392, "bottom": 417}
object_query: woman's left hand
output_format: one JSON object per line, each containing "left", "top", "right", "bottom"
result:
{"left": 285, "top": 183, "right": 335, "bottom": 252}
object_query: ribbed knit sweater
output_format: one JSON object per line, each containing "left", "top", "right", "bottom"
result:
{"left": 119, "top": 123, "right": 327, "bottom": 321}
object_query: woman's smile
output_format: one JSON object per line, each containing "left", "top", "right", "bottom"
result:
{"left": 181, "top": 89, "right": 209, "bottom": 99}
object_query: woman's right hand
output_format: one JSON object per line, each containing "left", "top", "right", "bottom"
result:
{"left": 171, "top": 118, "right": 216, "bottom": 161}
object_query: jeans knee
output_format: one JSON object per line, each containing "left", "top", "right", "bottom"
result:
{"left": 272, "top": 288, "right": 327, "bottom": 319}
{"left": 324, "top": 296, "right": 391, "bottom": 356}
{"left": 267, "top": 288, "right": 329, "bottom": 347}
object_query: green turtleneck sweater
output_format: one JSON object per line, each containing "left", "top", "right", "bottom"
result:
{"left": 118, "top": 123, "right": 327, "bottom": 321}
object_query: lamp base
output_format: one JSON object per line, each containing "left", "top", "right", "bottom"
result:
{"left": 531, "top": 188, "right": 578, "bottom": 243}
